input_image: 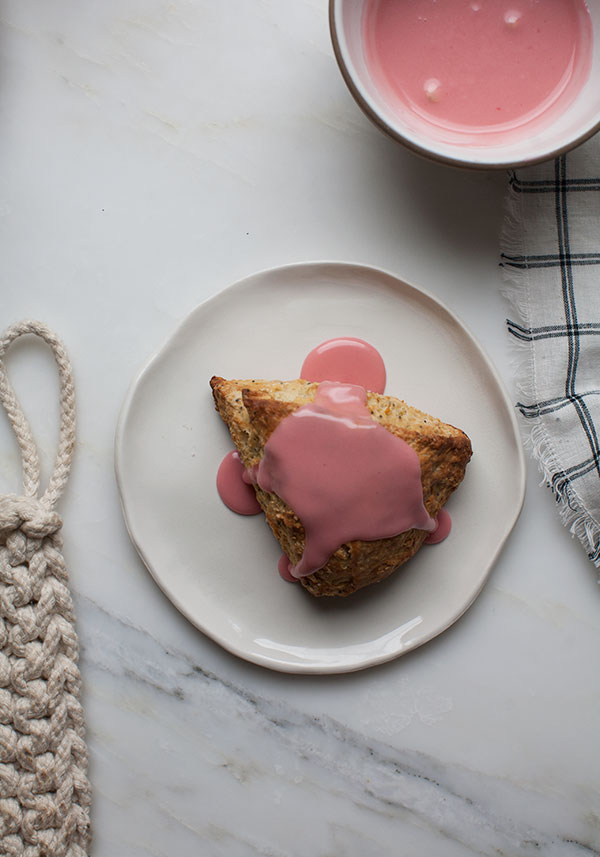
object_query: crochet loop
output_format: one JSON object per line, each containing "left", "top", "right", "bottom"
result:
{"left": 0, "top": 322, "right": 91, "bottom": 856}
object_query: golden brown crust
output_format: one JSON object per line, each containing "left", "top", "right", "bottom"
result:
{"left": 210, "top": 376, "right": 472, "bottom": 597}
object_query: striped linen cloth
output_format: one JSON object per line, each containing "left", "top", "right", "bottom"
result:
{"left": 501, "top": 135, "right": 600, "bottom": 567}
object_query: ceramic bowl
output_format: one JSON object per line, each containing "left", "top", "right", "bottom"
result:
{"left": 329, "top": 0, "right": 600, "bottom": 169}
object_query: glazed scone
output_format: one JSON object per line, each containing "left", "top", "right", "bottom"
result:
{"left": 211, "top": 376, "right": 472, "bottom": 597}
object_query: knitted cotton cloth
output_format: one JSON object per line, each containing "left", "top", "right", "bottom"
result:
{"left": 0, "top": 322, "right": 91, "bottom": 856}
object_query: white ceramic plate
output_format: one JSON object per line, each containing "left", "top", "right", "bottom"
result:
{"left": 115, "top": 262, "right": 525, "bottom": 674}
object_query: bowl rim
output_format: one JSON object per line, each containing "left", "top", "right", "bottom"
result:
{"left": 329, "top": 0, "right": 600, "bottom": 170}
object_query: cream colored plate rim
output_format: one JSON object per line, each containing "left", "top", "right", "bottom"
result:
{"left": 115, "top": 261, "right": 526, "bottom": 674}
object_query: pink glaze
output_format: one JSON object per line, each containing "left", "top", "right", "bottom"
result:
{"left": 363, "top": 0, "right": 592, "bottom": 142}
{"left": 252, "top": 381, "right": 436, "bottom": 578}
{"left": 424, "top": 507, "right": 452, "bottom": 545}
{"left": 278, "top": 553, "right": 298, "bottom": 583}
{"left": 301, "top": 337, "right": 386, "bottom": 393}
{"left": 215, "top": 338, "right": 455, "bottom": 580}
{"left": 216, "top": 450, "right": 261, "bottom": 515}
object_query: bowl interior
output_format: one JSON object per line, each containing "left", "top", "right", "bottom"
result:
{"left": 332, "top": 0, "right": 600, "bottom": 167}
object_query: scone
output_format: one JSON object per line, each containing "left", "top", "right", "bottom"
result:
{"left": 211, "top": 376, "right": 472, "bottom": 597}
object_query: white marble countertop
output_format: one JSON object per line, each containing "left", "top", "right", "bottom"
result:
{"left": 1, "top": 2, "right": 599, "bottom": 855}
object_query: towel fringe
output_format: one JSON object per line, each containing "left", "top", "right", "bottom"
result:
{"left": 500, "top": 181, "right": 600, "bottom": 569}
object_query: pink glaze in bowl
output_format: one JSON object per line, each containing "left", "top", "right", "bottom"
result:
{"left": 330, "top": 0, "right": 600, "bottom": 169}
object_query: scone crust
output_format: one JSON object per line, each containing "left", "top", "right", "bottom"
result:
{"left": 211, "top": 376, "right": 472, "bottom": 596}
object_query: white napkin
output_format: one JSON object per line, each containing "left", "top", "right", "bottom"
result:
{"left": 502, "top": 135, "right": 600, "bottom": 566}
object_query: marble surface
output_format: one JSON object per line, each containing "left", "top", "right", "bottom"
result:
{"left": 1, "top": 1, "right": 599, "bottom": 855}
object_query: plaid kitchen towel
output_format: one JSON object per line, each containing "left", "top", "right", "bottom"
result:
{"left": 501, "top": 134, "right": 600, "bottom": 567}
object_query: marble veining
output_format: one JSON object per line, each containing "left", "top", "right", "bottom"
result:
{"left": 77, "top": 596, "right": 599, "bottom": 857}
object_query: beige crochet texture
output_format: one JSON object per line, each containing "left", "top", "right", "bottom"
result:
{"left": 0, "top": 322, "right": 91, "bottom": 856}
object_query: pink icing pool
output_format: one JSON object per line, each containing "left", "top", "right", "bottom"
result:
{"left": 362, "top": 0, "right": 593, "bottom": 144}
{"left": 252, "top": 380, "right": 436, "bottom": 579}
{"left": 216, "top": 338, "right": 454, "bottom": 584}
{"left": 330, "top": 0, "right": 600, "bottom": 168}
